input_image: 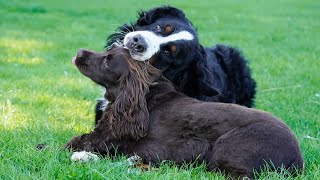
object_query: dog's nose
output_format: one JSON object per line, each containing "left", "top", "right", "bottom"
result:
{"left": 130, "top": 34, "right": 147, "bottom": 53}
{"left": 77, "top": 49, "right": 92, "bottom": 58}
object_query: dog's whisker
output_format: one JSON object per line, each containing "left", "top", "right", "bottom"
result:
{"left": 123, "top": 26, "right": 134, "bottom": 33}
{"left": 123, "top": 26, "right": 131, "bottom": 33}
{"left": 120, "top": 30, "right": 128, "bottom": 35}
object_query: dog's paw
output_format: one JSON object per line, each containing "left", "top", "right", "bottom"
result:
{"left": 71, "top": 151, "right": 99, "bottom": 162}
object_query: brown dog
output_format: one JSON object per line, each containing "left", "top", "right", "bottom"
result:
{"left": 66, "top": 47, "right": 303, "bottom": 178}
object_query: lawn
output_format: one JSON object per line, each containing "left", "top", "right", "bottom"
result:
{"left": 0, "top": 0, "right": 319, "bottom": 179}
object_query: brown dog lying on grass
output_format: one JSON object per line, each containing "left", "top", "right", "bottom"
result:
{"left": 65, "top": 46, "right": 303, "bottom": 178}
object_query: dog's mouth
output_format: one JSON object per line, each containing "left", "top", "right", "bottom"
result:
{"left": 72, "top": 56, "right": 88, "bottom": 73}
{"left": 72, "top": 57, "right": 77, "bottom": 65}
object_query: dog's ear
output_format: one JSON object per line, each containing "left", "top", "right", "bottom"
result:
{"left": 137, "top": 6, "right": 190, "bottom": 27}
{"left": 109, "top": 65, "right": 150, "bottom": 141}
{"left": 194, "top": 45, "right": 220, "bottom": 96}
{"left": 137, "top": 10, "right": 149, "bottom": 26}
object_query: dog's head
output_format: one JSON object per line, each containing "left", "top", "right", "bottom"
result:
{"left": 107, "top": 6, "right": 198, "bottom": 62}
{"left": 125, "top": 6, "right": 198, "bottom": 64}
{"left": 72, "top": 47, "right": 131, "bottom": 89}
{"left": 72, "top": 47, "right": 161, "bottom": 140}
{"left": 123, "top": 7, "right": 197, "bottom": 62}
{"left": 106, "top": 6, "right": 219, "bottom": 96}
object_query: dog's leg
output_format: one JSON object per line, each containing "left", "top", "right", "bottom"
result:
{"left": 64, "top": 134, "right": 90, "bottom": 151}
{"left": 64, "top": 130, "right": 108, "bottom": 153}
{"left": 65, "top": 132, "right": 111, "bottom": 163}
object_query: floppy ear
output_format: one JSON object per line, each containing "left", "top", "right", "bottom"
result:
{"left": 136, "top": 10, "right": 149, "bottom": 26}
{"left": 108, "top": 67, "right": 150, "bottom": 141}
{"left": 194, "top": 45, "right": 220, "bottom": 96}
{"left": 137, "top": 6, "right": 189, "bottom": 26}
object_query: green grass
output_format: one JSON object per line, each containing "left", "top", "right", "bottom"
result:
{"left": 0, "top": 0, "right": 319, "bottom": 179}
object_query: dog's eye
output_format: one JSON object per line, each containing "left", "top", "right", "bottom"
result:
{"left": 163, "top": 45, "right": 176, "bottom": 56}
{"left": 106, "top": 54, "right": 113, "bottom": 60}
{"left": 155, "top": 25, "right": 162, "bottom": 32}
{"left": 164, "top": 49, "right": 170, "bottom": 56}
{"left": 103, "top": 54, "right": 113, "bottom": 66}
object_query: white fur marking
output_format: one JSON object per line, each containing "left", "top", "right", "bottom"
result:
{"left": 97, "top": 97, "right": 108, "bottom": 111}
{"left": 100, "top": 100, "right": 108, "bottom": 111}
{"left": 123, "top": 30, "right": 194, "bottom": 61}
{"left": 127, "top": 155, "right": 142, "bottom": 166}
{"left": 71, "top": 151, "right": 99, "bottom": 162}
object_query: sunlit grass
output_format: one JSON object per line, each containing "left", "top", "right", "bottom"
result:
{"left": 0, "top": 38, "right": 48, "bottom": 52}
{"left": 0, "top": 38, "right": 53, "bottom": 64}
{"left": 0, "top": 0, "right": 319, "bottom": 179}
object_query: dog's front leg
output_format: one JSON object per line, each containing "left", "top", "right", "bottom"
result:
{"left": 64, "top": 131, "right": 106, "bottom": 153}
{"left": 64, "top": 134, "right": 89, "bottom": 151}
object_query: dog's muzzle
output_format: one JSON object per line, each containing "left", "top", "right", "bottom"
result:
{"left": 125, "top": 34, "right": 148, "bottom": 53}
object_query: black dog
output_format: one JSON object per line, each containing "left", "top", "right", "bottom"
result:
{"left": 95, "top": 6, "right": 256, "bottom": 124}
{"left": 66, "top": 47, "right": 303, "bottom": 179}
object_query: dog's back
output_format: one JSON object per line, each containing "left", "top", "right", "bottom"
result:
{"left": 136, "top": 83, "right": 303, "bottom": 178}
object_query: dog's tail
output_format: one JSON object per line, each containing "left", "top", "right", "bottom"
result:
{"left": 211, "top": 44, "right": 256, "bottom": 107}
